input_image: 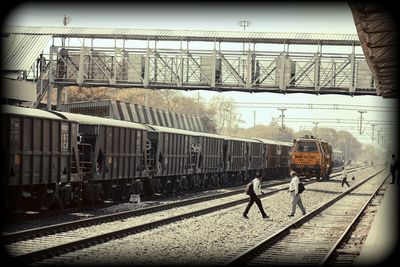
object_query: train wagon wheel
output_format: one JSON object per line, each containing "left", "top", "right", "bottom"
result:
{"left": 83, "top": 182, "right": 98, "bottom": 206}
{"left": 177, "top": 176, "right": 189, "bottom": 192}
{"left": 85, "top": 191, "right": 96, "bottom": 206}
{"left": 142, "top": 177, "right": 154, "bottom": 197}
{"left": 71, "top": 183, "right": 84, "bottom": 207}
{"left": 324, "top": 170, "right": 330, "bottom": 180}
{"left": 319, "top": 170, "right": 325, "bottom": 179}
{"left": 194, "top": 174, "right": 202, "bottom": 189}
{"left": 217, "top": 173, "right": 224, "bottom": 187}
{"left": 38, "top": 185, "right": 55, "bottom": 211}
{"left": 7, "top": 187, "right": 27, "bottom": 214}
{"left": 219, "top": 173, "right": 228, "bottom": 187}
{"left": 51, "top": 193, "right": 65, "bottom": 210}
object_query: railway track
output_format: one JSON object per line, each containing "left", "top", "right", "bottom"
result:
{"left": 326, "top": 184, "right": 387, "bottom": 265}
{"left": 3, "top": 167, "right": 365, "bottom": 265}
{"left": 4, "top": 166, "right": 363, "bottom": 243}
{"left": 225, "top": 168, "right": 388, "bottom": 266}
{"left": 5, "top": 165, "right": 362, "bottom": 226}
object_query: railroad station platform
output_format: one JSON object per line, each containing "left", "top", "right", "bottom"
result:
{"left": 356, "top": 182, "right": 399, "bottom": 265}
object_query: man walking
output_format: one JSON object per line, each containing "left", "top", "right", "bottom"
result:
{"left": 341, "top": 166, "right": 350, "bottom": 187}
{"left": 390, "top": 154, "right": 398, "bottom": 184}
{"left": 243, "top": 173, "right": 269, "bottom": 220}
{"left": 288, "top": 171, "right": 306, "bottom": 217}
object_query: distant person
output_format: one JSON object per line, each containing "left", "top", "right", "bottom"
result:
{"left": 36, "top": 53, "right": 46, "bottom": 79}
{"left": 243, "top": 173, "right": 269, "bottom": 220}
{"left": 341, "top": 166, "right": 350, "bottom": 187}
{"left": 390, "top": 154, "right": 398, "bottom": 184}
{"left": 288, "top": 171, "right": 306, "bottom": 217}
{"left": 371, "top": 160, "right": 374, "bottom": 167}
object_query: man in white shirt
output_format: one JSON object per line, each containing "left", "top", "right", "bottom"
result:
{"left": 288, "top": 171, "right": 306, "bottom": 217}
{"left": 341, "top": 166, "right": 350, "bottom": 187}
{"left": 243, "top": 173, "right": 269, "bottom": 220}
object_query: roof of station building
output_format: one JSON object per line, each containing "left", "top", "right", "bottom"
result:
{"left": 3, "top": 26, "right": 360, "bottom": 46}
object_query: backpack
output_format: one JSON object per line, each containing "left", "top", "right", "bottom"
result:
{"left": 298, "top": 182, "right": 305, "bottom": 194}
{"left": 245, "top": 182, "right": 254, "bottom": 195}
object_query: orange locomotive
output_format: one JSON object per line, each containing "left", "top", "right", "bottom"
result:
{"left": 290, "top": 135, "right": 332, "bottom": 179}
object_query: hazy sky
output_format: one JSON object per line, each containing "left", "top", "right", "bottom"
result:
{"left": 4, "top": 2, "right": 398, "bottom": 148}
{"left": 5, "top": 2, "right": 356, "bottom": 32}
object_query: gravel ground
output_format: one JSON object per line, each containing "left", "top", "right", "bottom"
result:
{"left": 3, "top": 178, "right": 289, "bottom": 233}
{"left": 6, "top": 177, "right": 291, "bottom": 256}
{"left": 32, "top": 167, "right": 382, "bottom": 266}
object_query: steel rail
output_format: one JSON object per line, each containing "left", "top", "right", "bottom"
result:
{"left": 10, "top": 188, "right": 282, "bottom": 264}
{"left": 320, "top": 173, "right": 390, "bottom": 265}
{"left": 3, "top": 167, "right": 362, "bottom": 244}
{"left": 9, "top": 167, "right": 364, "bottom": 264}
{"left": 225, "top": 167, "right": 386, "bottom": 266}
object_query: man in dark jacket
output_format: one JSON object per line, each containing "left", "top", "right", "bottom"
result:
{"left": 243, "top": 173, "right": 269, "bottom": 220}
{"left": 390, "top": 154, "right": 398, "bottom": 184}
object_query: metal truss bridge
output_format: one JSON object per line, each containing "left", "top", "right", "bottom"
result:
{"left": 2, "top": 26, "right": 378, "bottom": 109}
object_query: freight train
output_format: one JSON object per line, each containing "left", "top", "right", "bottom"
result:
{"left": 290, "top": 135, "right": 333, "bottom": 179}
{"left": 1, "top": 104, "right": 292, "bottom": 213}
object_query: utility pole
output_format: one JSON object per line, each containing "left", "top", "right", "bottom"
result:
{"left": 377, "top": 129, "right": 382, "bottom": 144}
{"left": 238, "top": 20, "right": 251, "bottom": 51}
{"left": 371, "top": 123, "right": 377, "bottom": 141}
{"left": 312, "top": 121, "right": 319, "bottom": 136}
{"left": 277, "top": 108, "right": 286, "bottom": 132}
{"left": 253, "top": 111, "right": 256, "bottom": 128}
{"left": 63, "top": 15, "right": 71, "bottom": 26}
{"left": 358, "top": 110, "right": 367, "bottom": 135}
{"left": 62, "top": 15, "right": 71, "bottom": 47}
{"left": 239, "top": 20, "right": 251, "bottom": 31}
{"left": 380, "top": 132, "right": 385, "bottom": 147}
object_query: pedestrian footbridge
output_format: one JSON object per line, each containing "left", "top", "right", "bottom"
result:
{"left": 0, "top": 26, "right": 385, "bottom": 109}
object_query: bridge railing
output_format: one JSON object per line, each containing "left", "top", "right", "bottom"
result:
{"left": 43, "top": 46, "right": 375, "bottom": 95}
